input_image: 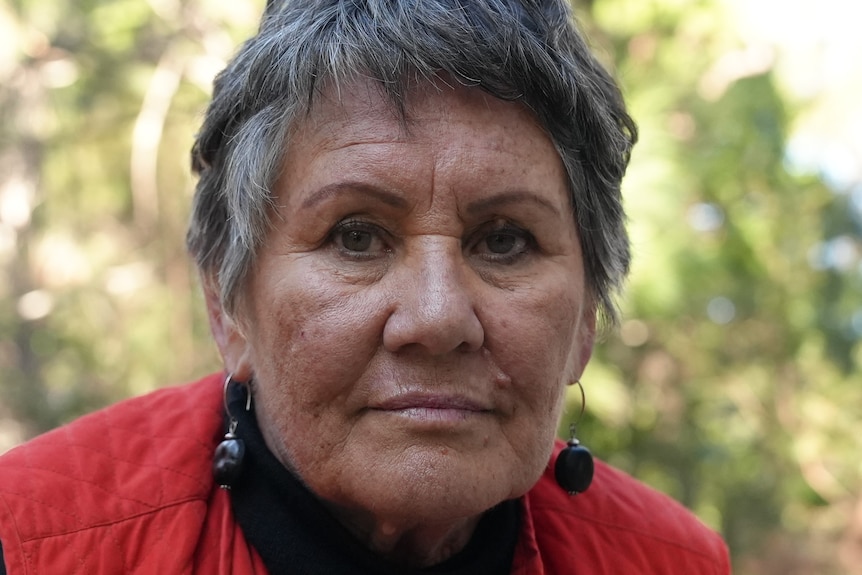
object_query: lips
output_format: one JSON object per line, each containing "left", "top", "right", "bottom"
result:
{"left": 372, "top": 393, "right": 490, "bottom": 413}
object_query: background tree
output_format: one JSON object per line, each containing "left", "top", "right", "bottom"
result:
{"left": 564, "top": 1, "right": 862, "bottom": 573}
{"left": 1, "top": 0, "right": 860, "bottom": 573}
{"left": 0, "top": 0, "right": 257, "bottom": 435}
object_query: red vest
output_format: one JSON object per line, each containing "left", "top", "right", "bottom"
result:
{"left": 0, "top": 373, "right": 729, "bottom": 574}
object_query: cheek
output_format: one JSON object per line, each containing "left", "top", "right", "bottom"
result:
{"left": 493, "top": 280, "right": 582, "bottom": 386}
{"left": 245, "top": 272, "right": 386, "bottom": 441}
{"left": 486, "top": 277, "right": 584, "bottom": 452}
{"left": 252, "top": 262, "right": 375, "bottom": 359}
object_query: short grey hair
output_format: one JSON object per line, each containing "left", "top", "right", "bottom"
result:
{"left": 188, "top": 0, "right": 637, "bottom": 326}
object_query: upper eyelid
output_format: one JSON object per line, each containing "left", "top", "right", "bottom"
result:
{"left": 330, "top": 217, "right": 533, "bottom": 242}
{"left": 326, "top": 219, "right": 535, "bottom": 264}
{"left": 329, "top": 218, "right": 391, "bottom": 253}
{"left": 471, "top": 221, "right": 533, "bottom": 239}
{"left": 468, "top": 223, "right": 535, "bottom": 255}
{"left": 332, "top": 218, "right": 386, "bottom": 235}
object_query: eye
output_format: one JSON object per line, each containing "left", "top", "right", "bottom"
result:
{"left": 485, "top": 231, "right": 519, "bottom": 254}
{"left": 471, "top": 222, "right": 535, "bottom": 263}
{"left": 330, "top": 219, "right": 389, "bottom": 257}
{"left": 341, "top": 229, "right": 373, "bottom": 252}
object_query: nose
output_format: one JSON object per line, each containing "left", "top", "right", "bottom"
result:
{"left": 382, "top": 239, "right": 484, "bottom": 355}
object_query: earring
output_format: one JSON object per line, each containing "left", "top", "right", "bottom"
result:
{"left": 554, "top": 380, "right": 594, "bottom": 495}
{"left": 212, "top": 374, "right": 251, "bottom": 489}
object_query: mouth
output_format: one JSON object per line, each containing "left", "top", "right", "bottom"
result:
{"left": 370, "top": 393, "right": 492, "bottom": 424}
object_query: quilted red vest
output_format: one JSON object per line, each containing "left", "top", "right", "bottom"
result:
{"left": 0, "top": 373, "right": 729, "bottom": 574}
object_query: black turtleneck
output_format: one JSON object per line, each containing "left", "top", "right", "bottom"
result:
{"left": 225, "top": 382, "right": 520, "bottom": 575}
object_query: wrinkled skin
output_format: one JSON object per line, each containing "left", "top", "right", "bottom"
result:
{"left": 205, "top": 77, "right": 596, "bottom": 567}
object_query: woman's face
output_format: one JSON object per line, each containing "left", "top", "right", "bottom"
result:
{"left": 208, "top": 78, "right": 595, "bottom": 526}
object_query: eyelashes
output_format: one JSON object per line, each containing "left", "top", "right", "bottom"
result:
{"left": 330, "top": 219, "right": 391, "bottom": 259}
{"left": 469, "top": 222, "right": 536, "bottom": 263}
{"left": 328, "top": 218, "right": 537, "bottom": 264}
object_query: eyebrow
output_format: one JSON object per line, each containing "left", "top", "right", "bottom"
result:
{"left": 300, "top": 183, "right": 562, "bottom": 218}
{"left": 465, "top": 190, "right": 562, "bottom": 217}
{"left": 300, "top": 182, "right": 410, "bottom": 210}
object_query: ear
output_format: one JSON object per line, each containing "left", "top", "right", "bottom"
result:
{"left": 202, "top": 275, "right": 254, "bottom": 382}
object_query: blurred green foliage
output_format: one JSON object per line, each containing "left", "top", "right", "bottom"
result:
{"left": 1, "top": 0, "right": 261, "bottom": 434}
{"left": 1, "top": 0, "right": 860, "bottom": 573}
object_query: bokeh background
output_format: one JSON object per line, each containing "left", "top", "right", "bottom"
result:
{"left": 1, "top": 0, "right": 860, "bottom": 572}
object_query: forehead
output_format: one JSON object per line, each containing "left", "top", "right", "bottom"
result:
{"left": 273, "top": 74, "right": 572, "bottom": 221}
{"left": 293, "top": 74, "right": 556, "bottom": 158}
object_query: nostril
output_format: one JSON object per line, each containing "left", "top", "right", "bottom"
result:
{"left": 382, "top": 306, "right": 484, "bottom": 355}
{"left": 457, "top": 340, "right": 482, "bottom": 353}
{"left": 382, "top": 289, "right": 484, "bottom": 355}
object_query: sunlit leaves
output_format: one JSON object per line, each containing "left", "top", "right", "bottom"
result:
{"left": 566, "top": 1, "right": 861, "bottom": 573}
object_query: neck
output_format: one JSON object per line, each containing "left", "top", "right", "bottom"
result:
{"left": 325, "top": 504, "right": 484, "bottom": 568}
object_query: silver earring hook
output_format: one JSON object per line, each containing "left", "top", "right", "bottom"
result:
{"left": 223, "top": 374, "right": 238, "bottom": 436}
{"left": 223, "top": 374, "right": 252, "bottom": 419}
{"left": 569, "top": 380, "right": 586, "bottom": 440}
{"left": 215, "top": 373, "right": 249, "bottom": 489}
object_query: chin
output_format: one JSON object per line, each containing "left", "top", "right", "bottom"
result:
{"left": 329, "top": 446, "right": 541, "bottom": 524}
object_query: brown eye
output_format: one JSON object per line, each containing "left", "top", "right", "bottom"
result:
{"left": 485, "top": 232, "right": 519, "bottom": 254}
{"left": 330, "top": 220, "right": 389, "bottom": 258}
{"left": 341, "top": 229, "right": 373, "bottom": 252}
{"left": 469, "top": 222, "right": 535, "bottom": 264}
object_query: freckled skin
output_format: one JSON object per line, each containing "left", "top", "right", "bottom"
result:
{"left": 205, "top": 77, "right": 596, "bottom": 567}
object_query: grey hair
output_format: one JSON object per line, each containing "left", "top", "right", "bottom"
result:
{"left": 188, "top": 0, "right": 637, "bottom": 326}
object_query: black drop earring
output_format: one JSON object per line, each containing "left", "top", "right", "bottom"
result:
{"left": 212, "top": 374, "right": 251, "bottom": 489}
{"left": 554, "top": 381, "right": 594, "bottom": 495}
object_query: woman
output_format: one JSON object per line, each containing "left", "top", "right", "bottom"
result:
{"left": 0, "top": 0, "right": 730, "bottom": 573}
